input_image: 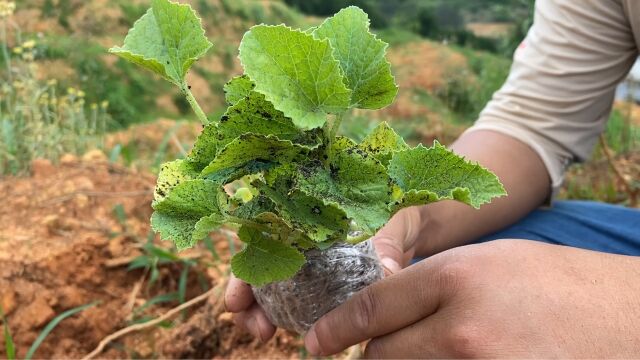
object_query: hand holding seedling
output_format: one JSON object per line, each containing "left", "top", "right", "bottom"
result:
{"left": 303, "top": 240, "right": 640, "bottom": 357}
{"left": 111, "top": 0, "right": 505, "bottom": 336}
{"left": 111, "top": 0, "right": 504, "bottom": 287}
{"left": 225, "top": 206, "right": 422, "bottom": 340}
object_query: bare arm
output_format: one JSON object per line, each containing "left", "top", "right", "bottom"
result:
{"left": 415, "top": 130, "right": 550, "bottom": 256}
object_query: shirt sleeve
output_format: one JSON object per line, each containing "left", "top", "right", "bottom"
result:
{"left": 465, "top": 0, "right": 638, "bottom": 196}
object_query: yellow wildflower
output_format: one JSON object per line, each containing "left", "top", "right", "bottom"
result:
{"left": 22, "top": 40, "right": 36, "bottom": 49}
{"left": 0, "top": 1, "right": 16, "bottom": 18}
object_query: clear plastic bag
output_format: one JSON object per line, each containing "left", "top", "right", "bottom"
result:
{"left": 252, "top": 240, "right": 384, "bottom": 334}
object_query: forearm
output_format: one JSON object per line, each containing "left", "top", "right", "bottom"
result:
{"left": 415, "top": 130, "right": 551, "bottom": 257}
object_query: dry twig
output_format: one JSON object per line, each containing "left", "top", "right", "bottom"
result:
{"left": 599, "top": 135, "right": 639, "bottom": 206}
{"left": 82, "top": 279, "right": 226, "bottom": 360}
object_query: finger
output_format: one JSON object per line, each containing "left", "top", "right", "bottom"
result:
{"left": 304, "top": 257, "right": 451, "bottom": 356}
{"left": 372, "top": 213, "right": 408, "bottom": 273}
{"left": 233, "top": 302, "right": 276, "bottom": 342}
{"left": 224, "top": 275, "right": 254, "bottom": 312}
{"left": 372, "top": 236, "right": 403, "bottom": 275}
{"left": 364, "top": 310, "right": 452, "bottom": 359}
{"left": 372, "top": 207, "right": 421, "bottom": 269}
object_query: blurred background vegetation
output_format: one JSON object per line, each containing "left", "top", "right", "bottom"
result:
{"left": 1, "top": 0, "right": 638, "bottom": 204}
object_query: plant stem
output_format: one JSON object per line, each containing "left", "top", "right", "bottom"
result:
{"left": 182, "top": 84, "right": 208, "bottom": 125}
{"left": 329, "top": 113, "right": 344, "bottom": 139}
{"left": 323, "top": 113, "right": 345, "bottom": 168}
{"left": 226, "top": 216, "right": 272, "bottom": 233}
{"left": 1, "top": 18, "right": 12, "bottom": 83}
{"left": 345, "top": 232, "right": 371, "bottom": 245}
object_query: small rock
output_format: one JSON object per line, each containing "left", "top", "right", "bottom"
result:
{"left": 57, "top": 286, "right": 86, "bottom": 309}
{"left": 15, "top": 297, "right": 55, "bottom": 330}
{"left": 82, "top": 149, "right": 107, "bottom": 163}
{"left": 133, "top": 339, "right": 154, "bottom": 358}
{"left": 73, "top": 176, "right": 95, "bottom": 191}
{"left": 42, "top": 215, "right": 60, "bottom": 234}
{"left": 107, "top": 235, "right": 127, "bottom": 258}
{"left": 45, "top": 216, "right": 81, "bottom": 233}
{"left": 60, "top": 153, "right": 78, "bottom": 165}
{"left": 31, "top": 158, "right": 56, "bottom": 179}
{"left": 73, "top": 194, "right": 90, "bottom": 209}
{"left": 1, "top": 289, "right": 17, "bottom": 315}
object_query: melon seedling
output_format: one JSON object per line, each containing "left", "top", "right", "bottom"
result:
{"left": 110, "top": 0, "right": 506, "bottom": 333}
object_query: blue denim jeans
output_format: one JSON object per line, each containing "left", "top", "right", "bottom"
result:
{"left": 476, "top": 201, "right": 640, "bottom": 256}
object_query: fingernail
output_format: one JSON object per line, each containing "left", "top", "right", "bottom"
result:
{"left": 304, "top": 327, "right": 321, "bottom": 356}
{"left": 381, "top": 257, "right": 401, "bottom": 274}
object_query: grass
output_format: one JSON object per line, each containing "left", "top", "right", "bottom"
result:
{"left": 40, "top": 34, "right": 169, "bottom": 128}
{"left": 375, "top": 28, "right": 423, "bottom": 46}
{"left": 435, "top": 47, "right": 511, "bottom": 124}
{"left": 0, "top": 27, "right": 110, "bottom": 175}
{"left": 2, "top": 301, "right": 97, "bottom": 360}
{"left": 605, "top": 108, "right": 640, "bottom": 154}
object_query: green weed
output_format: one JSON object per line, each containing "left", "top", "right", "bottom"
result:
{"left": 0, "top": 14, "right": 110, "bottom": 175}
{"left": 606, "top": 108, "right": 640, "bottom": 154}
{"left": 1, "top": 301, "right": 97, "bottom": 360}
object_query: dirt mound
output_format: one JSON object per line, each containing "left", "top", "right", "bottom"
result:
{"left": 0, "top": 157, "right": 301, "bottom": 359}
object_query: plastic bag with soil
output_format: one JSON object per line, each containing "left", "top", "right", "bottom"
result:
{"left": 252, "top": 240, "right": 383, "bottom": 334}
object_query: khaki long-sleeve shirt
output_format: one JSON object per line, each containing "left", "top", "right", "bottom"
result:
{"left": 466, "top": 0, "right": 640, "bottom": 195}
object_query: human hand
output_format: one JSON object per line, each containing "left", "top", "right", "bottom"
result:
{"left": 371, "top": 206, "right": 423, "bottom": 274}
{"left": 304, "top": 240, "right": 640, "bottom": 358}
{"left": 224, "top": 274, "right": 276, "bottom": 341}
{"left": 224, "top": 207, "right": 425, "bottom": 340}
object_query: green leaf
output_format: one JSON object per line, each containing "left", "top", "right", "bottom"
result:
{"left": 388, "top": 141, "right": 506, "bottom": 212}
{"left": 188, "top": 91, "right": 322, "bottom": 172}
{"left": 232, "top": 195, "right": 276, "bottom": 220}
{"left": 255, "top": 180, "right": 350, "bottom": 242}
{"left": 224, "top": 75, "right": 255, "bottom": 106}
{"left": 201, "top": 134, "right": 309, "bottom": 176}
{"left": 296, "top": 143, "right": 392, "bottom": 234}
{"left": 234, "top": 198, "right": 309, "bottom": 247}
{"left": 109, "top": 0, "right": 212, "bottom": 86}
{"left": 217, "top": 91, "right": 310, "bottom": 146}
{"left": 151, "top": 179, "right": 226, "bottom": 250}
{"left": 239, "top": 24, "right": 351, "bottom": 129}
{"left": 313, "top": 6, "right": 397, "bottom": 109}
{"left": 193, "top": 213, "right": 226, "bottom": 240}
{"left": 357, "top": 122, "right": 408, "bottom": 164}
{"left": 203, "top": 160, "right": 276, "bottom": 186}
{"left": 187, "top": 124, "right": 219, "bottom": 171}
{"left": 1, "top": 306, "right": 15, "bottom": 360}
{"left": 231, "top": 226, "right": 305, "bottom": 286}
{"left": 154, "top": 159, "right": 198, "bottom": 202}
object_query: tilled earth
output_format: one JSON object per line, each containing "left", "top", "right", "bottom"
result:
{"left": 0, "top": 155, "right": 302, "bottom": 359}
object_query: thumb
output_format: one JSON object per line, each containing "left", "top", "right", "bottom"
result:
{"left": 371, "top": 235, "right": 403, "bottom": 275}
{"left": 371, "top": 207, "right": 422, "bottom": 275}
